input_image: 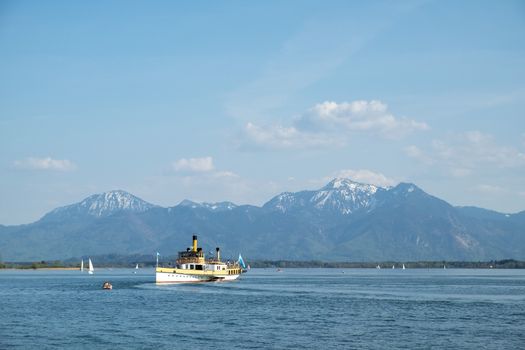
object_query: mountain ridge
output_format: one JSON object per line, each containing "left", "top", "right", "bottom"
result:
{"left": 0, "top": 179, "right": 523, "bottom": 262}
{"left": 42, "top": 190, "right": 157, "bottom": 221}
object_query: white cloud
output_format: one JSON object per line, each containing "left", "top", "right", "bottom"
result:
{"left": 172, "top": 157, "right": 214, "bottom": 173}
{"left": 436, "top": 131, "right": 525, "bottom": 167}
{"left": 331, "top": 169, "right": 396, "bottom": 187}
{"left": 168, "top": 157, "right": 239, "bottom": 187}
{"left": 297, "top": 100, "right": 429, "bottom": 138}
{"left": 240, "top": 100, "right": 428, "bottom": 150}
{"left": 474, "top": 184, "right": 506, "bottom": 195}
{"left": 449, "top": 168, "right": 471, "bottom": 178}
{"left": 13, "top": 157, "right": 76, "bottom": 172}
{"left": 212, "top": 171, "right": 239, "bottom": 179}
{"left": 310, "top": 169, "right": 396, "bottom": 188}
{"left": 406, "top": 131, "right": 525, "bottom": 176}
{"left": 404, "top": 145, "right": 434, "bottom": 165}
{"left": 240, "top": 122, "right": 341, "bottom": 150}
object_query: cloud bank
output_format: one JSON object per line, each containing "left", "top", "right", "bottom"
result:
{"left": 298, "top": 100, "right": 428, "bottom": 136}
{"left": 331, "top": 169, "right": 396, "bottom": 187}
{"left": 13, "top": 157, "right": 76, "bottom": 172}
{"left": 240, "top": 100, "right": 428, "bottom": 150}
{"left": 170, "top": 156, "right": 239, "bottom": 181}
{"left": 172, "top": 157, "right": 215, "bottom": 173}
{"left": 405, "top": 131, "right": 525, "bottom": 177}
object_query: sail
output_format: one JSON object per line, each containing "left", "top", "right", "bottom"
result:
{"left": 238, "top": 254, "right": 246, "bottom": 270}
{"left": 88, "top": 258, "right": 94, "bottom": 274}
{"left": 135, "top": 264, "right": 139, "bottom": 269}
{"left": 80, "top": 259, "right": 84, "bottom": 272}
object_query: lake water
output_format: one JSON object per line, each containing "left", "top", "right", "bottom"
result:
{"left": 1, "top": 268, "right": 524, "bottom": 349}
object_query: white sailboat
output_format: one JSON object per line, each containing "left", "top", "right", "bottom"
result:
{"left": 88, "top": 258, "right": 94, "bottom": 274}
{"left": 402, "top": 264, "right": 406, "bottom": 270}
{"left": 392, "top": 265, "right": 395, "bottom": 269}
{"left": 135, "top": 263, "right": 139, "bottom": 270}
{"left": 376, "top": 265, "right": 381, "bottom": 269}
{"left": 80, "top": 259, "right": 84, "bottom": 272}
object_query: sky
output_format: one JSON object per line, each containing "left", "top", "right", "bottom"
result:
{"left": 1, "top": 0, "right": 524, "bottom": 224}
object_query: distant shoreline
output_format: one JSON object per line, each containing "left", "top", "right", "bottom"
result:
{"left": 249, "top": 259, "right": 525, "bottom": 269}
{"left": 1, "top": 259, "right": 524, "bottom": 269}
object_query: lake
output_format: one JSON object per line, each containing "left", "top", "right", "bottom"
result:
{"left": 1, "top": 268, "right": 524, "bottom": 349}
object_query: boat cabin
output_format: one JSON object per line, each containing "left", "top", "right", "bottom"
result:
{"left": 173, "top": 235, "right": 239, "bottom": 272}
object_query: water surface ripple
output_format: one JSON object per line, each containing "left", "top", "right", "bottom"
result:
{"left": 1, "top": 268, "right": 524, "bottom": 349}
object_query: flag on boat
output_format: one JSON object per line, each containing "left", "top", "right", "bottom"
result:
{"left": 238, "top": 254, "right": 246, "bottom": 269}
{"left": 156, "top": 252, "right": 160, "bottom": 256}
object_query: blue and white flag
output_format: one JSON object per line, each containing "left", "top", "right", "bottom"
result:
{"left": 238, "top": 254, "right": 246, "bottom": 269}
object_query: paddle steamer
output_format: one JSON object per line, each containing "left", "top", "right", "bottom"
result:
{"left": 155, "top": 235, "right": 243, "bottom": 283}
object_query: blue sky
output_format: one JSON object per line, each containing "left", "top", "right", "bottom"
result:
{"left": 1, "top": 0, "right": 524, "bottom": 224}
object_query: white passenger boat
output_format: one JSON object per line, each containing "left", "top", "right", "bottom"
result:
{"left": 155, "top": 235, "right": 243, "bottom": 284}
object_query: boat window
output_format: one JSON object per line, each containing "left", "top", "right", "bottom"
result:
{"left": 196, "top": 265, "right": 203, "bottom": 270}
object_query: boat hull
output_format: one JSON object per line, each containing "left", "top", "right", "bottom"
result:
{"left": 155, "top": 270, "right": 240, "bottom": 284}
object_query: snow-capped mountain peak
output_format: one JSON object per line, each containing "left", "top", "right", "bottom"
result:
{"left": 46, "top": 190, "right": 156, "bottom": 218}
{"left": 322, "top": 177, "right": 381, "bottom": 192}
{"left": 178, "top": 199, "right": 201, "bottom": 208}
{"left": 202, "top": 201, "right": 237, "bottom": 211}
{"left": 314, "top": 178, "right": 382, "bottom": 213}
{"left": 79, "top": 190, "right": 156, "bottom": 216}
{"left": 178, "top": 199, "right": 237, "bottom": 211}
{"left": 324, "top": 178, "right": 359, "bottom": 189}
{"left": 264, "top": 178, "right": 386, "bottom": 214}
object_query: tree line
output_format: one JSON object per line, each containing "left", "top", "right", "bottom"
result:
{"left": 1, "top": 256, "right": 525, "bottom": 269}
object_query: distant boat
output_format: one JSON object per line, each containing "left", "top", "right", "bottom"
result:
{"left": 88, "top": 258, "right": 94, "bottom": 275}
{"left": 402, "top": 264, "right": 406, "bottom": 270}
{"left": 376, "top": 265, "right": 381, "bottom": 269}
{"left": 443, "top": 264, "right": 446, "bottom": 270}
{"left": 392, "top": 265, "right": 395, "bottom": 269}
{"left": 135, "top": 263, "right": 139, "bottom": 269}
{"left": 238, "top": 254, "right": 248, "bottom": 273}
{"left": 80, "top": 259, "right": 84, "bottom": 272}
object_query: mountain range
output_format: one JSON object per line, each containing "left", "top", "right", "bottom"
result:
{"left": 0, "top": 178, "right": 523, "bottom": 262}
